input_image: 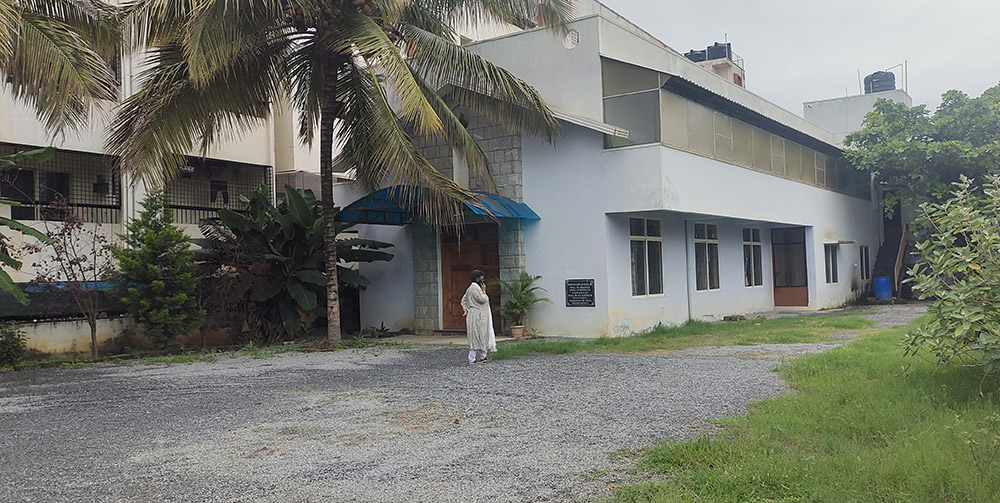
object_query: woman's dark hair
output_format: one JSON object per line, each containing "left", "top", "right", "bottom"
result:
{"left": 470, "top": 270, "right": 485, "bottom": 283}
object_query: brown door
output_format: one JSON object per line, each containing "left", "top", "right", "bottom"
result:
{"left": 441, "top": 223, "right": 501, "bottom": 330}
{"left": 772, "top": 227, "right": 809, "bottom": 307}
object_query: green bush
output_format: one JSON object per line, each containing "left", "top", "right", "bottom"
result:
{"left": 495, "top": 272, "right": 550, "bottom": 326}
{"left": 905, "top": 175, "right": 1000, "bottom": 374}
{"left": 0, "top": 322, "right": 27, "bottom": 367}
{"left": 194, "top": 185, "right": 392, "bottom": 344}
{"left": 111, "top": 191, "right": 205, "bottom": 348}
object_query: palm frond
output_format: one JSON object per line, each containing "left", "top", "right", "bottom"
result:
{"left": 285, "top": 34, "right": 324, "bottom": 145}
{"left": 334, "top": 60, "right": 476, "bottom": 228}
{"left": 106, "top": 38, "right": 287, "bottom": 185}
{"left": 182, "top": 0, "right": 289, "bottom": 87}
{"left": 407, "top": 63, "right": 496, "bottom": 192}
{"left": 403, "top": 24, "right": 560, "bottom": 142}
{"left": 410, "top": 0, "right": 575, "bottom": 33}
{"left": 4, "top": 9, "right": 118, "bottom": 133}
{"left": 334, "top": 11, "right": 443, "bottom": 138}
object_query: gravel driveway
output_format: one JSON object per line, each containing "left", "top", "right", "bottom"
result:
{"left": 0, "top": 305, "right": 924, "bottom": 503}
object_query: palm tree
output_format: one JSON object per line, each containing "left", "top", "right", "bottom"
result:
{"left": 110, "top": 0, "right": 572, "bottom": 342}
{"left": 1, "top": 0, "right": 120, "bottom": 132}
{"left": 0, "top": 1, "right": 120, "bottom": 302}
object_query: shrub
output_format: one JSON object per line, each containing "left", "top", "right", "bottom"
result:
{"left": 496, "top": 272, "right": 550, "bottom": 326}
{"left": 905, "top": 175, "right": 1000, "bottom": 374}
{"left": 111, "top": 191, "right": 204, "bottom": 348}
{"left": 195, "top": 185, "right": 392, "bottom": 344}
{"left": 0, "top": 322, "right": 27, "bottom": 367}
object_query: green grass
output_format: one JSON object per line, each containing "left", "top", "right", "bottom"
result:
{"left": 493, "top": 315, "right": 874, "bottom": 360}
{"left": 612, "top": 319, "right": 1000, "bottom": 503}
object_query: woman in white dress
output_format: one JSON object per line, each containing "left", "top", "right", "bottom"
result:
{"left": 461, "top": 270, "right": 492, "bottom": 364}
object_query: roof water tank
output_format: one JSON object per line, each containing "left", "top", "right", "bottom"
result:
{"left": 685, "top": 49, "right": 707, "bottom": 62}
{"left": 864, "top": 71, "right": 896, "bottom": 94}
{"left": 706, "top": 42, "right": 731, "bottom": 60}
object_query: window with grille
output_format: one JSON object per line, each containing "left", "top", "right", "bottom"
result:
{"left": 630, "top": 217, "right": 663, "bottom": 297}
{"left": 0, "top": 143, "right": 120, "bottom": 223}
{"left": 825, "top": 244, "right": 839, "bottom": 284}
{"left": 743, "top": 228, "right": 763, "bottom": 287}
{"left": 695, "top": 223, "right": 720, "bottom": 291}
{"left": 165, "top": 157, "right": 273, "bottom": 224}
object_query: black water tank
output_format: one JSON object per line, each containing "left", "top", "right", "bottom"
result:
{"left": 707, "top": 42, "right": 731, "bottom": 60}
{"left": 864, "top": 71, "right": 896, "bottom": 93}
{"left": 685, "top": 49, "right": 707, "bottom": 62}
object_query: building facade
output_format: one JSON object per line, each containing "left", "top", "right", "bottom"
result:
{"left": 349, "top": 0, "right": 887, "bottom": 337}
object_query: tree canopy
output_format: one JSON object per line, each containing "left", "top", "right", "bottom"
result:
{"left": 844, "top": 83, "right": 1000, "bottom": 212}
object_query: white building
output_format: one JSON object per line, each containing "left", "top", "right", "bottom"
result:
{"left": 3, "top": 1, "right": 897, "bottom": 339}
{"left": 347, "top": 0, "right": 889, "bottom": 337}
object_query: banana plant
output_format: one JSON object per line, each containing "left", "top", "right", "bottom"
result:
{"left": 194, "top": 185, "right": 392, "bottom": 340}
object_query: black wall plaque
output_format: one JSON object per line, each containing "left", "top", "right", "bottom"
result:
{"left": 565, "top": 279, "right": 595, "bottom": 307}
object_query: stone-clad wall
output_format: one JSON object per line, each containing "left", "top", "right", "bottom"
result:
{"left": 410, "top": 114, "right": 527, "bottom": 333}
{"left": 411, "top": 226, "right": 440, "bottom": 333}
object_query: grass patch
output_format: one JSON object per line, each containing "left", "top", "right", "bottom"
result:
{"left": 613, "top": 319, "right": 1000, "bottom": 502}
{"left": 493, "top": 314, "right": 873, "bottom": 360}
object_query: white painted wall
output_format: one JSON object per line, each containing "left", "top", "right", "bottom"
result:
{"left": 1, "top": 221, "right": 121, "bottom": 283}
{"left": 466, "top": 16, "right": 604, "bottom": 122}
{"left": 684, "top": 220, "right": 775, "bottom": 320}
{"left": 357, "top": 225, "right": 416, "bottom": 331}
{"left": 604, "top": 212, "right": 688, "bottom": 336}
{"left": 803, "top": 89, "right": 913, "bottom": 137}
{"left": 518, "top": 122, "right": 879, "bottom": 337}
{"left": 521, "top": 124, "right": 612, "bottom": 336}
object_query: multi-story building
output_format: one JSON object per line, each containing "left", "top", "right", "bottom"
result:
{"left": 344, "top": 0, "right": 894, "bottom": 337}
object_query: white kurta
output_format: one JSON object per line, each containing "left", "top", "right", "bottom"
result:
{"left": 461, "top": 282, "right": 491, "bottom": 351}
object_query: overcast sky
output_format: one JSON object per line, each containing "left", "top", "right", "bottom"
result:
{"left": 597, "top": 0, "right": 1000, "bottom": 116}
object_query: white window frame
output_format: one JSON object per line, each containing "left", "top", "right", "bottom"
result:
{"left": 860, "top": 245, "right": 871, "bottom": 280}
{"left": 743, "top": 228, "right": 764, "bottom": 288}
{"left": 815, "top": 152, "right": 827, "bottom": 187}
{"left": 825, "top": 244, "right": 839, "bottom": 284}
{"left": 694, "top": 222, "right": 721, "bottom": 291}
{"left": 630, "top": 217, "right": 664, "bottom": 297}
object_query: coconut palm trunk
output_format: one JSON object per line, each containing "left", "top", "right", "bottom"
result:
{"left": 320, "top": 64, "right": 342, "bottom": 343}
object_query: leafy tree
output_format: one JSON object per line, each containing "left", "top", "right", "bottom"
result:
{"left": 110, "top": 191, "right": 204, "bottom": 348}
{"left": 904, "top": 175, "right": 1000, "bottom": 375}
{"left": 844, "top": 84, "right": 1000, "bottom": 213}
{"left": 23, "top": 207, "right": 114, "bottom": 359}
{"left": 0, "top": 148, "right": 54, "bottom": 303}
{"left": 195, "top": 185, "right": 392, "bottom": 344}
{"left": 109, "top": 0, "right": 570, "bottom": 342}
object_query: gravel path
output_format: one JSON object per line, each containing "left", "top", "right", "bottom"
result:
{"left": 0, "top": 304, "right": 924, "bottom": 503}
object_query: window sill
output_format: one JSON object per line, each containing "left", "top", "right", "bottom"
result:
{"left": 632, "top": 293, "right": 666, "bottom": 299}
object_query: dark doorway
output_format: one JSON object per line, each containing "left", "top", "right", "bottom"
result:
{"left": 440, "top": 223, "right": 501, "bottom": 330}
{"left": 772, "top": 227, "right": 809, "bottom": 307}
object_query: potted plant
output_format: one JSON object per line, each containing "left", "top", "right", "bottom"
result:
{"left": 497, "top": 272, "right": 550, "bottom": 339}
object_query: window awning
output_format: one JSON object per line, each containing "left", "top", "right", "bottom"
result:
{"left": 338, "top": 187, "right": 540, "bottom": 226}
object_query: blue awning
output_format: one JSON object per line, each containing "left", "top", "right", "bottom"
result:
{"left": 338, "top": 187, "right": 539, "bottom": 226}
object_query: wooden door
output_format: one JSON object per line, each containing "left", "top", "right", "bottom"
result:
{"left": 441, "top": 223, "right": 501, "bottom": 330}
{"left": 772, "top": 227, "right": 809, "bottom": 307}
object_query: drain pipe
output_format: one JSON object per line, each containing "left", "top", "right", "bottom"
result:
{"left": 684, "top": 220, "right": 694, "bottom": 321}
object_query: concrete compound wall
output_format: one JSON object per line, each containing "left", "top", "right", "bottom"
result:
{"left": 21, "top": 318, "right": 130, "bottom": 357}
